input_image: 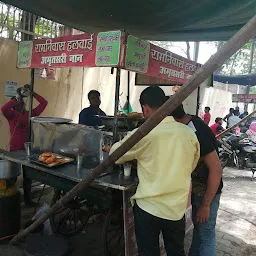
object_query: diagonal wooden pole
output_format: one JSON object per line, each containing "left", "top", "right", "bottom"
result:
{"left": 10, "top": 15, "right": 256, "bottom": 244}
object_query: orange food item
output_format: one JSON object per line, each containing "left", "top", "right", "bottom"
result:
{"left": 44, "top": 156, "right": 56, "bottom": 164}
{"left": 38, "top": 156, "right": 47, "bottom": 162}
{"left": 127, "top": 112, "right": 143, "bottom": 118}
{"left": 40, "top": 152, "right": 52, "bottom": 157}
{"left": 48, "top": 161, "right": 60, "bottom": 167}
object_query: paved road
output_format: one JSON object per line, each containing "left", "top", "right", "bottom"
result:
{"left": 1, "top": 167, "right": 256, "bottom": 255}
{"left": 185, "top": 167, "right": 256, "bottom": 256}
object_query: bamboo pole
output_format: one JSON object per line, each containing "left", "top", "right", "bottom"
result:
{"left": 216, "top": 110, "right": 256, "bottom": 139}
{"left": 10, "top": 15, "right": 256, "bottom": 244}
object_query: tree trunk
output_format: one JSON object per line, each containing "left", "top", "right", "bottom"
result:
{"left": 186, "top": 41, "right": 191, "bottom": 60}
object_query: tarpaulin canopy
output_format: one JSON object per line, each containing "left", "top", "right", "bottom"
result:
{"left": 214, "top": 73, "right": 256, "bottom": 86}
{"left": 2, "top": 0, "right": 256, "bottom": 41}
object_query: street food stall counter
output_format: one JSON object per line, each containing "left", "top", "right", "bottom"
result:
{"left": 7, "top": 29, "right": 199, "bottom": 255}
{"left": 1, "top": 120, "right": 193, "bottom": 256}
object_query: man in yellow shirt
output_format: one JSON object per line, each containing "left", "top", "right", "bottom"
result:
{"left": 110, "top": 86, "right": 200, "bottom": 256}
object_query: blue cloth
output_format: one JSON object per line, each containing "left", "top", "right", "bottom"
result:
{"left": 78, "top": 106, "right": 106, "bottom": 126}
{"left": 189, "top": 194, "right": 221, "bottom": 256}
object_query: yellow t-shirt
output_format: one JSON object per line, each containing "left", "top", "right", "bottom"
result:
{"left": 110, "top": 116, "right": 200, "bottom": 220}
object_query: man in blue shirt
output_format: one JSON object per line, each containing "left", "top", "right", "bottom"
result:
{"left": 79, "top": 90, "right": 106, "bottom": 126}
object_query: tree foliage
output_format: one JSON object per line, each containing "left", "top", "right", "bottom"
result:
{"left": 212, "top": 41, "right": 256, "bottom": 75}
{"left": 0, "top": 3, "right": 60, "bottom": 40}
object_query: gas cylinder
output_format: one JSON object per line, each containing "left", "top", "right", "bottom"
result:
{"left": 0, "top": 159, "right": 21, "bottom": 238}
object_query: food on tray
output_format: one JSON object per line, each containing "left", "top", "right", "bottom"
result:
{"left": 44, "top": 156, "right": 57, "bottom": 164}
{"left": 127, "top": 112, "right": 143, "bottom": 118}
{"left": 37, "top": 152, "right": 73, "bottom": 167}
{"left": 40, "top": 152, "right": 52, "bottom": 157}
{"left": 48, "top": 161, "right": 61, "bottom": 167}
{"left": 38, "top": 156, "right": 47, "bottom": 162}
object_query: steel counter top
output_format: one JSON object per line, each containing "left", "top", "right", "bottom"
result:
{"left": 0, "top": 151, "right": 138, "bottom": 191}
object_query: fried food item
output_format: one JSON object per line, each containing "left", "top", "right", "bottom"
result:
{"left": 47, "top": 161, "right": 60, "bottom": 167}
{"left": 38, "top": 156, "right": 47, "bottom": 162}
{"left": 127, "top": 112, "right": 143, "bottom": 118}
{"left": 59, "top": 158, "right": 71, "bottom": 163}
{"left": 44, "top": 156, "right": 57, "bottom": 164}
{"left": 40, "top": 152, "right": 52, "bottom": 157}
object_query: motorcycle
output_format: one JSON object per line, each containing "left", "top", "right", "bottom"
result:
{"left": 218, "top": 133, "right": 256, "bottom": 179}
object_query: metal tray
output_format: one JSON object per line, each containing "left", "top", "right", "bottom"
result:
{"left": 31, "top": 117, "right": 73, "bottom": 123}
{"left": 100, "top": 115, "right": 144, "bottom": 130}
{"left": 29, "top": 154, "right": 74, "bottom": 168}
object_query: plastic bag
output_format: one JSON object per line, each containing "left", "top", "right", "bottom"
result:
{"left": 32, "top": 203, "right": 53, "bottom": 235}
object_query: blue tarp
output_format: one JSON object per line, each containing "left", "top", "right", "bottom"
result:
{"left": 214, "top": 73, "right": 256, "bottom": 86}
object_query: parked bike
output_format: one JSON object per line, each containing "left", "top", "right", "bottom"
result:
{"left": 218, "top": 134, "right": 256, "bottom": 179}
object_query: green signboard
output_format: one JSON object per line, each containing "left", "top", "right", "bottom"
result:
{"left": 17, "top": 41, "right": 33, "bottom": 68}
{"left": 125, "top": 35, "right": 150, "bottom": 73}
{"left": 96, "top": 31, "right": 121, "bottom": 66}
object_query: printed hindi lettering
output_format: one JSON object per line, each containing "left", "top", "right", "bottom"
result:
{"left": 99, "top": 34, "right": 120, "bottom": 43}
{"left": 22, "top": 52, "right": 31, "bottom": 58}
{"left": 67, "top": 34, "right": 93, "bottom": 52}
{"left": 41, "top": 53, "right": 67, "bottom": 66}
{"left": 97, "top": 56, "right": 111, "bottom": 63}
{"left": 98, "top": 46, "right": 113, "bottom": 52}
{"left": 185, "top": 63, "right": 197, "bottom": 72}
{"left": 134, "top": 52, "right": 146, "bottom": 61}
{"left": 35, "top": 40, "right": 66, "bottom": 53}
{"left": 135, "top": 39, "right": 148, "bottom": 50}
{"left": 69, "top": 54, "right": 83, "bottom": 63}
{"left": 159, "top": 66, "right": 185, "bottom": 79}
{"left": 151, "top": 49, "right": 184, "bottom": 68}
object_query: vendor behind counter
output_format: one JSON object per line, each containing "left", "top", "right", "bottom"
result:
{"left": 79, "top": 90, "right": 106, "bottom": 126}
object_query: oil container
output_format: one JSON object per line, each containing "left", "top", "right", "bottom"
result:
{"left": 0, "top": 159, "right": 21, "bottom": 238}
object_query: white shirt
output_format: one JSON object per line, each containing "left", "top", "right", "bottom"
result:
{"left": 228, "top": 116, "right": 241, "bottom": 128}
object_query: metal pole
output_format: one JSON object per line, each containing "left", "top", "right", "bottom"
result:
{"left": 249, "top": 38, "right": 255, "bottom": 73}
{"left": 127, "top": 71, "right": 130, "bottom": 114}
{"left": 27, "top": 68, "right": 35, "bottom": 142}
{"left": 193, "top": 42, "right": 200, "bottom": 115}
{"left": 245, "top": 38, "right": 255, "bottom": 111}
{"left": 113, "top": 68, "right": 121, "bottom": 142}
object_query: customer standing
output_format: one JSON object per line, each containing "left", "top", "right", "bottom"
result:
{"left": 1, "top": 86, "right": 48, "bottom": 206}
{"left": 223, "top": 108, "right": 234, "bottom": 128}
{"left": 227, "top": 110, "right": 241, "bottom": 128}
{"left": 203, "top": 107, "right": 211, "bottom": 125}
{"left": 110, "top": 87, "right": 200, "bottom": 256}
{"left": 172, "top": 104, "right": 223, "bottom": 256}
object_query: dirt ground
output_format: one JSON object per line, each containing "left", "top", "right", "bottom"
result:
{"left": 0, "top": 167, "right": 256, "bottom": 256}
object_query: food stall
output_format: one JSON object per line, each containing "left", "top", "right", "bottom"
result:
{"left": 1, "top": 30, "right": 202, "bottom": 255}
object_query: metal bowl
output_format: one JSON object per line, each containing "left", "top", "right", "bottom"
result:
{"left": 0, "top": 159, "right": 21, "bottom": 179}
{"left": 100, "top": 116, "right": 143, "bottom": 130}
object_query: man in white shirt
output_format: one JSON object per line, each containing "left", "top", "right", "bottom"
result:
{"left": 227, "top": 110, "right": 241, "bottom": 128}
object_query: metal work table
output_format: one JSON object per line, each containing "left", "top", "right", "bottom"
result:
{"left": 0, "top": 151, "right": 137, "bottom": 191}
{"left": 0, "top": 150, "right": 139, "bottom": 255}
